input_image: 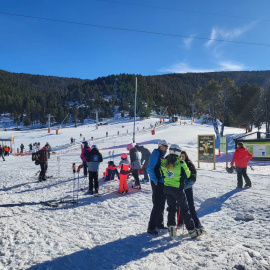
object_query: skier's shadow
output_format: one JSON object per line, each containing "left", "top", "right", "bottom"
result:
{"left": 196, "top": 188, "right": 243, "bottom": 218}
{"left": 27, "top": 232, "right": 179, "bottom": 270}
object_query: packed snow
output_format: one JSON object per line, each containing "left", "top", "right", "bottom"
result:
{"left": 0, "top": 118, "right": 270, "bottom": 270}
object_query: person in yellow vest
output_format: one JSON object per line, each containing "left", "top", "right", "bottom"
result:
{"left": 161, "top": 144, "right": 203, "bottom": 239}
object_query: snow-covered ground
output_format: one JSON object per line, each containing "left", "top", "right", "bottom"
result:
{"left": 0, "top": 118, "right": 270, "bottom": 270}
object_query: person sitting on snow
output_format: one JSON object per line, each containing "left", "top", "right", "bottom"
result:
{"left": 104, "top": 161, "right": 119, "bottom": 181}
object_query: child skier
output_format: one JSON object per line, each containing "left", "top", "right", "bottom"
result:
{"left": 104, "top": 161, "right": 119, "bottom": 181}
{"left": 118, "top": 153, "right": 131, "bottom": 193}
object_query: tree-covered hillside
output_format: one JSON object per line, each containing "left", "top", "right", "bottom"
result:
{"left": 0, "top": 69, "right": 269, "bottom": 135}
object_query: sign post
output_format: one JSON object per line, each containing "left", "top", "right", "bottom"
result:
{"left": 198, "top": 134, "right": 216, "bottom": 169}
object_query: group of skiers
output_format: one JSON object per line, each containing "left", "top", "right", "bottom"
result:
{"left": 29, "top": 135, "right": 253, "bottom": 240}
{"left": 0, "top": 145, "right": 11, "bottom": 161}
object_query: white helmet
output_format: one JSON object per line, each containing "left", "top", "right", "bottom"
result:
{"left": 158, "top": 140, "right": 168, "bottom": 147}
{"left": 169, "top": 144, "right": 182, "bottom": 155}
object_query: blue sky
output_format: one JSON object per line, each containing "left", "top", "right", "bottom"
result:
{"left": 0, "top": 0, "right": 270, "bottom": 79}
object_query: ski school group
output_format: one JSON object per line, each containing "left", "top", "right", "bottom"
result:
{"left": 32, "top": 138, "right": 253, "bottom": 240}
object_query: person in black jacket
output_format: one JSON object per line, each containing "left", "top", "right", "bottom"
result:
{"left": 0, "top": 145, "right": 5, "bottom": 161}
{"left": 178, "top": 151, "right": 204, "bottom": 233}
{"left": 85, "top": 145, "right": 103, "bottom": 194}
{"left": 38, "top": 144, "right": 49, "bottom": 181}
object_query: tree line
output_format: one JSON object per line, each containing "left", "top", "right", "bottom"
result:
{"left": 0, "top": 69, "right": 269, "bottom": 136}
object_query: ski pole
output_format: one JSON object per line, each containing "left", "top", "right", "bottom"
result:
{"left": 176, "top": 206, "right": 181, "bottom": 232}
{"left": 72, "top": 163, "right": 76, "bottom": 203}
{"left": 76, "top": 165, "right": 83, "bottom": 204}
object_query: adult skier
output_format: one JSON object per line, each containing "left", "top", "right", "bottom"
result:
{"left": 85, "top": 145, "right": 103, "bottom": 194}
{"left": 81, "top": 141, "right": 91, "bottom": 177}
{"left": 38, "top": 144, "right": 49, "bottom": 181}
{"left": 126, "top": 143, "right": 141, "bottom": 189}
{"left": 135, "top": 144, "right": 151, "bottom": 182}
{"left": 147, "top": 140, "right": 168, "bottom": 235}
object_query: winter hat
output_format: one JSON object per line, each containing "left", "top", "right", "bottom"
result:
{"left": 126, "top": 143, "right": 134, "bottom": 150}
{"left": 82, "top": 141, "right": 88, "bottom": 146}
{"left": 158, "top": 140, "right": 169, "bottom": 147}
{"left": 135, "top": 145, "right": 141, "bottom": 151}
{"left": 108, "top": 161, "right": 114, "bottom": 166}
{"left": 169, "top": 144, "right": 182, "bottom": 155}
{"left": 121, "top": 153, "right": 128, "bottom": 159}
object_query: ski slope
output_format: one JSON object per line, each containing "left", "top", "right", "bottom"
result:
{"left": 0, "top": 118, "right": 270, "bottom": 270}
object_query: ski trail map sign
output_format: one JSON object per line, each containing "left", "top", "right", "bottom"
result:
{"left": 198, "top": 134, "right": 216, "bottom": 169}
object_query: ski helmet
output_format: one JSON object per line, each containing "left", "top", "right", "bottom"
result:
{"left": 158, "top": 140, "right": 168, "bottom": 148}
{"left": 82, "top": 141, "right": 88, "bottom": 146}
{"left": 91, "top": 145, "right": 97, "bottom": 149}
{"left": 108, "top": 161, "right": 114, "bottom": 166}
{"left": 169, "top": 144, "right": 182, "bottom": 155}
{"left": 226, "top": 166, "right": 235, "bottom": 174}
{"left": 121, "top": 153, "right": 128, "bottom": 159}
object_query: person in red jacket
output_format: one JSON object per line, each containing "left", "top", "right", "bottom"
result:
{"left": 118, "top": 153, "right": 131, "bottom": 193}
{"left": 231, "top": 142, "right": 253, "bottom": 188}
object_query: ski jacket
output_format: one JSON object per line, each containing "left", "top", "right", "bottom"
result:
{"left": 161, "top": 156, "right": 191, "bottom": 189}
{"left": 81, "top": 146, "right": 92, "bottom": 162}
{"left": 105, "top": 165, "right": 119, "bottom": 181}
{"left": 37, "top": 147, "right": 48, "bottom": 163}
{"left": 140, "top": 146, "right": 151, "bottom": 167}
{"left": 231, "top": 148, "right": 253, "bottom": 168}
{"left": 147, "top": 148, "right": 165, "bottom": 184}
{"left": 129, "top": 147, "right": 141, "bottom": 170}
{"left": 86, "top": 148, "right": 103, "bottom": 172}
{"left": 183, "top": 159, "right": 197, "bottom": 190}
{"left": 118, "top": 159, "right": 131, "bottom": 175}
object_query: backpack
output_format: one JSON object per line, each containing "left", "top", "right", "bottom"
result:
{"left": 32, "top": 153, "right": 40, "bottom": 165}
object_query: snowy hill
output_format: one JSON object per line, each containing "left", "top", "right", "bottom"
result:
{"left": 0, "top": 118, "right": 270, "bottom": 270}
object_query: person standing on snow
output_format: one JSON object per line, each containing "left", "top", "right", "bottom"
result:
{"left": 0, "top": 145, "right": 5, "bottom": 161}
{"left": 38, "top": 144, "right": 49, "bottom": 181}
{"left": 147, "top": 140, "right": 168, "bottom": 235}
{"left": 179, "top": 150, "right": 205, "bottom": 233}
{"left": 126, "top": 143, "right": 141, "bottom": 189}
{"left": 161, "top": 144, "right": 203, "bottom": 239}
{"left": 118, "top": 154, "right": 131, "bottom": 193}
{"left": 85, "top": 145, "right": 103, "bottom": 194}
{"left": 135, "top": 144, "right": 151, "bottom": 182}
{"left": 231, "top": 142, "right": 253, "bottom": 188}
{"left": 81, "top": 141, "right": 91, "bottom": 177}
{"left": 20, "top": 143, "right": 24, "bottom": 154}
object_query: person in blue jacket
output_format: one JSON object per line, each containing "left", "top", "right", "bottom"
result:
{"left": 147, "top": 140, "right": 169, "bottom": 235}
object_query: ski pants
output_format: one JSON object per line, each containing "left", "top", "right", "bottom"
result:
{"left": 89, "top": 171, "right": 99, "bottom": 192}
{"left": 132, "top": 169, "right": 140, "bottom": 186}
{"left": 236, "top": 167, "right": 251, "bottom": 187}
{"left": 178, "top": 187, "right": 201, "bottom": 228}
{"left": 83, "top": 161, "right": 88, "bottom": 177}
{"left": 163, "top": 185, "right": 195, "bottom": 231}
{"left": 39, "top": 162, "right": 47, "bottom": 180}
{"left": 142, "top": 165, "right": 149, "bottom": 181}
{"left": 119, "top": 174, "right": 128, "bottom": 192}
{"left": 148, "top": 181, "right": 166, "bottom": 230}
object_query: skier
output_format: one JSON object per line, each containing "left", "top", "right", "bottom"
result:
{"left": 28, "top": 143, "right": 32, "bottom": 152}
{"left": 20, "top": 143, "right": 24, "bottom": 154}
{"left": 231, "top": 142, "right": 253, "bottom": 188}
{"left": 118, "top": 154, "right": 131, "bottom": 193}
{"left": 161, "top": 144, "right": 203, "bottom": 239}
{"left": 37, "top": 144, "right": 49, "bottom": 181}
{"left": 126, "top": 143, "right": 141, "bottom": 189}
{"left": 0, "top": 145, "right": 5, "bottom": 161}
{"left": 135, "top": 144, "right": 151, "bottom": 182}
{"left": 178, "top": 150, "right": 205, "bottom": 233}
{"left": 104, "top": 161, "right": 119, "bottom": 181}
{"left": 85, "top": 145, "right": 103, "bottom": 194}
{"left": 81, "top": 141, "right": 91, "bottom": 177}
{"left": 147, "top": 140, "right": 168, "bottom": 235}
